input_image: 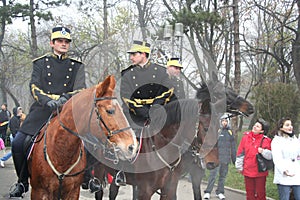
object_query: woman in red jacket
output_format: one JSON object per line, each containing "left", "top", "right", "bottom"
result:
{"left": 236, "top": 118, "right": 272, "bottom": 200}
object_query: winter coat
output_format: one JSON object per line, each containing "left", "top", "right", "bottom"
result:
{"left": 272, "top": 134, "right": 300, "bottom": 185}
{"left": 0, "top": 109, "right": 10, "bottom": 130}
{"left": 218, "top": 127, "right": 236, "bottom": 164}
{"left": 120, "top": 61, "right": 174, "bottom": 126}
{"left": 9, "top": 107, "right": 21, "bottom": 138}
{"left": 236, "top": 131, "right": 272, "bottom": 177}
{"left": 19, "top": 53, "right": 86, "bottom": 135}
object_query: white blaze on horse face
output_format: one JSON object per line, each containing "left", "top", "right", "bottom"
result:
{"left": 112, "top": 100, "right": 139, "bottom": 161}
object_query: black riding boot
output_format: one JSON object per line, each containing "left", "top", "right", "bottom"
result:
{"left": 81, "top": 168, "right": 102, "bottom": 193}
{"left": 115, "top": 170, "right": 126, "bottom": 186}
{"left": 9, "top": 153, "right": 29, "bottom": 198}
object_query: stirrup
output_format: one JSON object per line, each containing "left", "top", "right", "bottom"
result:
{"left": 9, "top": 183, "right": 26, "bottom": 198}
{"left": 88, "top": 178, "right": 102, "bottom": 193}
{"left": 115, "top": 171, "right": 126, "bottom": 186}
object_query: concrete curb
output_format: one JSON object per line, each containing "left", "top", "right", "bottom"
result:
{"left": 203, "top": 181, "right": 275, "bottom": 200}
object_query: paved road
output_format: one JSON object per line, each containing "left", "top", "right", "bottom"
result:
{"left": 0, "top": 149, "right": 249, "bottom": 200}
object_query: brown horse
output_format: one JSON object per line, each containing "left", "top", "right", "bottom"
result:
{"left": 28, "top": 75, "right": 139, "bottom": 200}
{"left": 179, "top": 84, "right": 254, "bottom": 200}
{"left": 95, "top": 82, "right": 254, "bottom": 200}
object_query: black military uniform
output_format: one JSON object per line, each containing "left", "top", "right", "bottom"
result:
{"left": 20, "top": 53, "right": 85, "bottom": 135}
{"left": 121, "top": 41, "right": 174, "bottom": 127}
{"left": 170, "top": 76, "right": 185, "bottom": 99}
{"left": 166, "top": 58, "right": 185, "bottom": 99}
{"left": 9, "top": 26, "right": 86, "bottom": 198}
{"left": 114, "top": 40, "right": 174, "bottom": 186}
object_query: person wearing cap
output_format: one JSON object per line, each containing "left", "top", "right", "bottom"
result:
{"left": 166, "top": 58, "right": 185, "bottom": 99}
{"left": 121, "top": 40, "right": 174, "bottom": 128}
{"left": 203, "top": 114, "right": 236, "bottom": 200}
{"left": 271, "top": 117, "right": 300, "bottom": 200}
{"left": 117, "top": 40, "right": 174, "bottom": 186}
{"left": 9, "top": 26, "right": 88, "bottom": 198}
{"left": 236, "top": 118, "right": 272, "bottom": 200}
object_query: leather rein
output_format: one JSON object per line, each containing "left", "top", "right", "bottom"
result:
{"left": 42, "top": 92, "right": 131, "bottom": 199}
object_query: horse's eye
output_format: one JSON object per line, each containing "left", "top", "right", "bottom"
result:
{"left": 106, "top": 109, "right": 115, "bottom": 115}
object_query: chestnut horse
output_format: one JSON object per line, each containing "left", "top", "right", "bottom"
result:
{"left": 94, "top": 82, "right": 254, "bottom": 200}
{"left": 27, "top": 75, "right": 139, "bottom": 200}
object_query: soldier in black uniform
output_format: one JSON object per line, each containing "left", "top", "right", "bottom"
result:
{"left": 121, "top": 40, "right": 174, "bottom": 128}
{"left": 166, "top": 58, "right": 185, "bottom": 99}
{"left": 9, "top": 26, "right": 99, "bottom": 198}
{"left": 115, "top": 40, "right": 175, "bottom": 186}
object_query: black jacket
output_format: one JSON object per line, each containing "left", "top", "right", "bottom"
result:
{"left": 9, "top": 107, "right": 20, "bottom": 137}
{"left": 169, "top": 76, "right": 185, "bottom": 99}
{"left": 120, "top": 61, "right": 174, "bottom": 126}
{"left": 19, "top": 53, "right": 86, "bottom": 135}
{"left": 0, "top": 109, "right": 10, "bottom": 130}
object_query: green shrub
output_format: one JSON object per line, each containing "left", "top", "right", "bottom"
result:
{"left": 252, "top": 83, "right": 300, "bottom": 136}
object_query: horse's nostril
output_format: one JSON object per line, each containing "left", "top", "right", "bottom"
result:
{"left": 128, "top": 144, "right": 134, "bottom": 152}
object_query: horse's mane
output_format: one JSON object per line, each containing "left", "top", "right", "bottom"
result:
{"left": 149, "top": 99, "right": 199, "bottom": 129}
{"left": 196, "top": 83, "right": 210, "bottom": 102}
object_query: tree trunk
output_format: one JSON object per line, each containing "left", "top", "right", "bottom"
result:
{"left": 30, "top": 0, "right": 38, "bottom": 58}
{"left": 102, "top": 0, "right": 109, "bottom": 79}
{"left": 232, "top": 0, "right": 241, "bottom": 141}
{"left": 292, "top": 0, "right": 300, "bottom": 91}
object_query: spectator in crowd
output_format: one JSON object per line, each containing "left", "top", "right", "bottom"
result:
{"left": 203, "top": 114, "right": 236, "bottom": 200}
{"left": 0, "top": 137, "right": 6, "bottom": 164}
{"left": 236, "top": 118, "right": 272, "bottom": 200}
{"left": 0, "top": 103, "right": 11, "bottom": 143}
{"left": 271, "top": 117, "right": 300, "bottom": 200}
{"left": 0, "top": 107, "right": 24, "bottom": 168}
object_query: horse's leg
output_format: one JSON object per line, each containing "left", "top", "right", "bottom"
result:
{"left": 137, "top": 186, "right": 154, "bottom": 200}
{"left": 93, "top": 166, "right": 106, "bottom": 200}
{"left": 191, "top": 167, "right": 205, "bottom": 200}
{"left": 159, "top": 175, "right": 180, "bottom": 200}
{"left": 65, "top": 188, "right": 81, "bottom": 200}
{"left": 109, "top": 177, "right": 120, "bottom": 200}
{"left": 95, "top": 188, "right": 104, "bottom": 200}
{"left": 31, "top": 188, "right": 49, "bottom": 200}
{"left": 132, "top": 185, "right": 138, "bottom": 200}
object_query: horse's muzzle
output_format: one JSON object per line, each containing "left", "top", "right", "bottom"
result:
{"left": 206, "top": 162, "right": 219, "bottom": 170}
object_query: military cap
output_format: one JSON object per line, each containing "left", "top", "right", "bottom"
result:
{"left": 127, "top": 40, "right": 151, "bottom": 54}
{"left": 167, "top": 58, "right": 182, "bottom": 68}
{"left": 51, "top": 26, "right": 72, "bottom": 41}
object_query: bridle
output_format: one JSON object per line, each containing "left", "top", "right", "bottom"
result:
{"left": 93, "top": 94, "right": 131, "bottom": 139}
{"left": 41, "top": 91, "right": 133, "bottom": 199}
{"left": 226, "top": 95, "right": 249, "bottom": 117}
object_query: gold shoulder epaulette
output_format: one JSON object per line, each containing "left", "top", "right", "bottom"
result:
{"left": 70, "top": 57, "right": 83, "bottom": 64}
{"left": 32, "top": 53, "right": 50, "bottom": 62}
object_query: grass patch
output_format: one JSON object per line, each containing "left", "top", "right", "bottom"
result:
{"left": 203, "top": 165, "right": 278, "bottom": 199}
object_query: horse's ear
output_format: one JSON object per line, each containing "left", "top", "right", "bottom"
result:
{"left": 96, "top": 75, "right": 116, "bottom": 97}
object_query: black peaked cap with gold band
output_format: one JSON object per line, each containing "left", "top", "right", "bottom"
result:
{"left": 167, "top": 58, "right": 182, "bottom": 68}
{"left": 127, "top": 40, "right": 151, "bottom": 54}
{"left": 51, "top": 26, "right": 72, "bottom": 41}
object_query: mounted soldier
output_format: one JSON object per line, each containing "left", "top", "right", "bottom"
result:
{"left": 117, "top": 40, "right": 175, "bottom": 185}
{"left": 9, "top": 26, "right": 101, "bottom": 198}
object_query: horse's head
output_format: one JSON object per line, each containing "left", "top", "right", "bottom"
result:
{"left": 93, "top": 75, "right": 139, "bottom": 161}
{"left": 196, "top": 82, "right": 254, "bottom": 117}
{"left": 195, "top": 82, "right": 254, "bottom": 169}
{"left": 225, "top": 87, "right": 254, "bottom": 117}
